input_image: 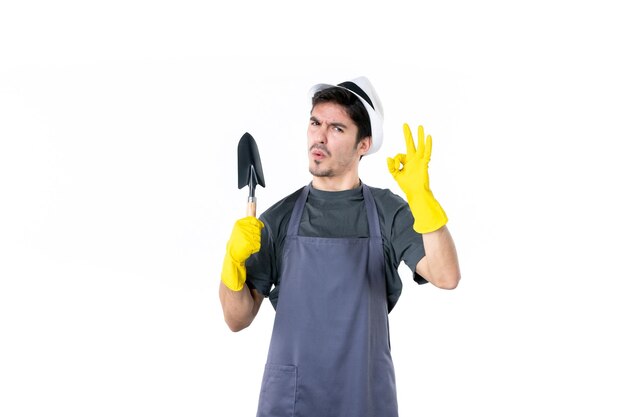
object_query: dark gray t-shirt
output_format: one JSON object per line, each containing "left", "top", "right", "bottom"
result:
{"left": 245, "top": 183, "right": 427, "bottom": 312}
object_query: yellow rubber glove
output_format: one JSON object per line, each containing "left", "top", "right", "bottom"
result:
{"left": 221, "top": 217, "right": 264, "bottom": 291}
{"left": 387, "top": 123, "right": 448, "bottom": 234}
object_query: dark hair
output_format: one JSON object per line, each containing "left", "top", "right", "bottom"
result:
{"left": 311, "top": 87, "right": 372, "bottom": 146}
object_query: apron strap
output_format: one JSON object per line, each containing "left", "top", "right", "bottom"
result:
{"left": 362, "top": 184, "right": 381, "bottom": 239}
{"left": 286, "top": 185, "right": 310, "bottom": 237}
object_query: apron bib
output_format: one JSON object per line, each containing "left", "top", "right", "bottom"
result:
{"left": 256, "top": 184, "right": 398, "bottom": 417}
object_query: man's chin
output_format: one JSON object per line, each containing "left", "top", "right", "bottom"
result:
{"left": 309, "top": 165, "right": 332, "bottom": 178}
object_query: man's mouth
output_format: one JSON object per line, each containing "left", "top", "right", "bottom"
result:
{"left": 310, "top": 146, "right": 329, "bottom": 160}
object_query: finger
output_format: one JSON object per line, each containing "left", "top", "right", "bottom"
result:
{"left": 403, "top": 123, "right": 416, "bottom": 155}
{"left": 387, "top": 154, "right": 405, "bottom": 174}
{"left": 424, "top": 134, "right": 432, "bottom": 161}
{"left": 245, "top": 229, "right": 262, "bottom": 251}
{"left": 238, "top": 219, "right": 264, "bottom": 240}
{"left": 416, "top": 125, "right": 425, "bottom": 158}
{"left": 242, "top": 216, "right": 264, "bottom": 229}
{"left": 394, "top": 153, "right": 406, "bottom": 170}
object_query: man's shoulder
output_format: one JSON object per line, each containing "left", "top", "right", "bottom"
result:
{"left": 366, "top": 184, "right": 408, "bottom": 210}
{"left": 259, "top": 186, "right": 305, "bottom": 224}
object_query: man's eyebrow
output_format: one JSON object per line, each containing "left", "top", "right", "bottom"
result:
{"left": 309, "top": 116, "right": 348, "bottom": 129}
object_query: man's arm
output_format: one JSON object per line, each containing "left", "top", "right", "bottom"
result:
{"left": 219, "top": 282, "right": 264, "bottom": 332}
{"left": 415, "top": 225, "right": 460, "bottom": 289}
{"left": 388, "top": 123, "right": 460, "bottom": 289}
{"left": 219, "top": 216, "right": 265, "bottom": 332}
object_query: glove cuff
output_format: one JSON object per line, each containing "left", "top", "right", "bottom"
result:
{"left": 221, "top": 253, "right": 247, "bottom": 291}
{"left": 408, "top": 194, "right": 449, "bottom": 234}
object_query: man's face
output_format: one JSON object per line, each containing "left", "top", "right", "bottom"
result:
{"left": 307, "top": 102, "right": 369, "bottom": 178}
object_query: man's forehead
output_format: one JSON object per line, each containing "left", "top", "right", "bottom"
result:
{"left": 310, "top": 102, "right": 354, "bottom": 124}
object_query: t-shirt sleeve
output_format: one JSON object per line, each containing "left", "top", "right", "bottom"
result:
{"left": 376, "top": 188, "right": 429, "bottom": 312}
{"left": 244, "top": 213, "right": 275, "bottom": 297}
{"left": 387, "top": 196, "right": 428, "bottom": 284}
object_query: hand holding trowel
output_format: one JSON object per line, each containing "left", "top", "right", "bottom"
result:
{"left": 238, "top": 132, "right": 266, "bottom": 217}
{"left": 220, "top": 132, "right": 266, "bottom": 292}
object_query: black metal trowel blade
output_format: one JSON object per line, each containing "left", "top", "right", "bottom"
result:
{"left": 237, "top": 132, "right": 266, "bottom": 194}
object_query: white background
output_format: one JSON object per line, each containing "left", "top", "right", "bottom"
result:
{"left": 1, "top": 1, "right": 625, "bottom": 416}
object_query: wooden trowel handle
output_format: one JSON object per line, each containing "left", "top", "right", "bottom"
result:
{"left": 247, "top": 197, "right": 257, "bottom": 217}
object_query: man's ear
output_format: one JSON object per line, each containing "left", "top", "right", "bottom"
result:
{"left": 358, "top": 136, "right": 372, "bottom": 156}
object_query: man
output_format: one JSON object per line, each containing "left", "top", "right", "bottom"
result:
{"left": 219, "top": 76, "right": 460, "bottom": 417}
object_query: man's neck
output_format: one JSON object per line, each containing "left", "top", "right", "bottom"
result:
{"left": 311, "top": 175, "right": 361, "bottom": 192}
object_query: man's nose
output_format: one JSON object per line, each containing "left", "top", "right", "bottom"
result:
{"left": 315, "top": 125, "right": 328, "bottom": 143}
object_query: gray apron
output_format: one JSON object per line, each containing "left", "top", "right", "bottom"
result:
{"left": 256, "top": 184, "right": 398, "bottom": 417}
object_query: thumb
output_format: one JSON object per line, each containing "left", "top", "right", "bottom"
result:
{"left": 386, "top": 157, "right": 397, "bottom": 175}
{"left": 387, "top": 154, "right": 406, "bottom": 178}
